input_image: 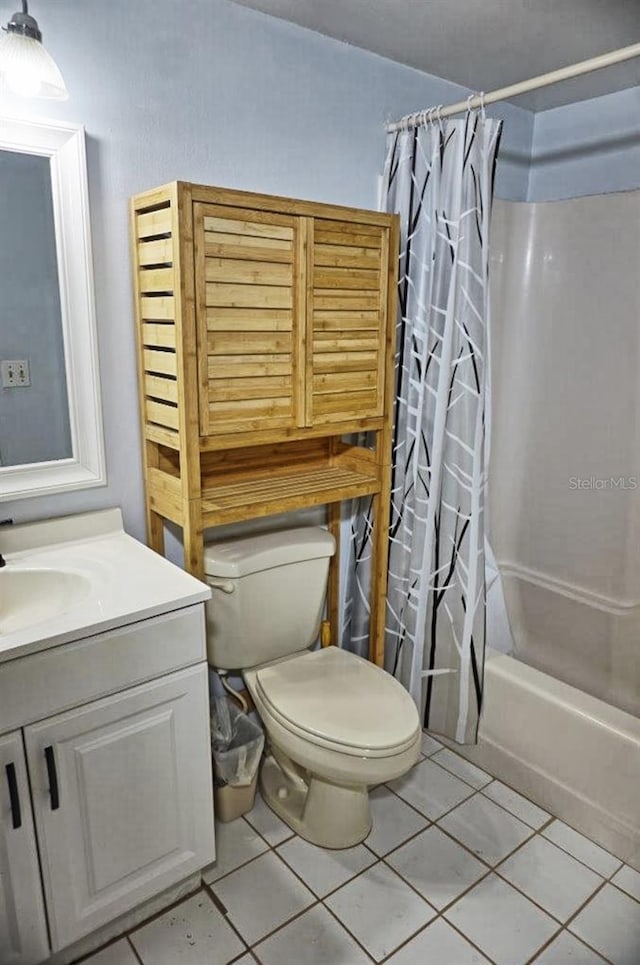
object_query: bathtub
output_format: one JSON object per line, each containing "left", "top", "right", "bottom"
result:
{"left": 455, "top": 643, "right": 640, "bottom": 872}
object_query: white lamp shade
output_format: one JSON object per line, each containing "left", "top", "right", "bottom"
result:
{"left": 0, "top": 30, "right": 68, "bottom": 99}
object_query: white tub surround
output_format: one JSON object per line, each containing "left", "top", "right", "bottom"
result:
{"left": 0, "top": 510, "right": 214, "bottom": 965}
{"left": 489, "top": 191, "right": 640, "bottom": 717}
{"left": 498, "top": 564, "right": 640, "bottom": 717}
{"left": 453, "top": 649, "right": 640, "bottom": 873}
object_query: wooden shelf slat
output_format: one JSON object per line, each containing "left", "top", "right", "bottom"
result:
{"left": 201, "top": 465, "right": 380, "bottom": 524}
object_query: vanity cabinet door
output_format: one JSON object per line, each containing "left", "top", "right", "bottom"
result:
{"left": 0, "top": 731, "right": 50, "bottom": 965}
{"left": 25, "top": 664, "right": 214, "bottom": 952}
{"left": 307, "top": 218, "right": 390, "bottom": 427}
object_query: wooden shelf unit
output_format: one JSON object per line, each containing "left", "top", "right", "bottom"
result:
{"left": 130, "top": 181, "right": 399, "bottom": 665}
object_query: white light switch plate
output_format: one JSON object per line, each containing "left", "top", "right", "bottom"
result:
{"left": 1, "top": 359, "right": 31, "bottom": 387}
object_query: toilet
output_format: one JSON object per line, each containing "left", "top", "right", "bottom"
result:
{"left": 204, "top": 526, "right": 421, "bottom": 849}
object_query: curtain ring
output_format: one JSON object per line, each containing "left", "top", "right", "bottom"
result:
{"left": 435, "top": 104, "right": 444, "bottom": 132}
{"left": 478, "top": 91, "right": 486, "bottom": 118}
{"left": 466, "top": 91, "right": 476, "bottom": 114}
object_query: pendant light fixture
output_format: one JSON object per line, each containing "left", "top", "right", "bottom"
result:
{"left": 0, "top": 0, "right": 68, "bottom": 99}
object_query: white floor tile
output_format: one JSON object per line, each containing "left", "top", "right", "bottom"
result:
{"left": 325, "top": 861, "right": 435, "bottom": 961}
{"left": 365, "top": 786, "right": 429, "bottom": 856}
{"left": 431, "top": 749, "right": 492, "bottom": 789}
{"left": 389, "top": 758, "right": 474, "bottom": 820}
{"left": 244, "top": 792, "right": 295, "bottom": 846}
{"left": 445, "top": 874, "right": 559, "bottom": 965}
{"left": 276, "top": 835, "right": 375, "bottom": 897}
{"left": 439, "top": 793, "right": 533, "bottom": 865}
{"left": 81, "top": 940, "right": 139, "bottom": 965}
{"left": 570, "top": 883, "right": 640, "bottom": 965}
{"left": 482, "top": 780, "right": 551, "bottom": 830}
{"left": 130, "top": 892, "right": 245, "bottom": 965}
{"left": 542, "top": 821, "right": 623, "bottom": 877}
{"left": 612, "top": 864, "right": 640, "bottom": 903}
{"left": 202, "top": 818, "right": 268, "bottom": 884}
{"left": 498, "top": 835, "right": 603, "bottom": 922}
{"left": 533, "top": 931, "right": 606, "bottom": 963}
{"left": 386, "top": 918, "right": 490, "bottom": 963}
{"left": 211, "top": 851, "right": 315, "bottom": 945}
{"left": 421, "top": 732, "right": 443, "bottom": 757}
{"left": 255, "top": 905, "right": 371, "bottom": 965}
{"left": 387, "top": 825, "right": 487, "bottom": 910}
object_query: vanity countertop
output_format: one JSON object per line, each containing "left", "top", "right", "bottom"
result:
{"left": 0, "top": 508, "right": 210, "bottom": 664}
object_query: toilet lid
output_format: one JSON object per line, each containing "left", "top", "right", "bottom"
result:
{"left": 254, "top": 648, "right": 419, "bottom": 754}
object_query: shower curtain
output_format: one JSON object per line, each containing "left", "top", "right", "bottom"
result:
{"left": 342, "top": 110, "right": 502, "bottom": 743}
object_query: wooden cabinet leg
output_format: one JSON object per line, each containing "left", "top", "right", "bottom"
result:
{"left": 183, "top": 503, "right": 204, "bottom": 580}
{"left": 147, "top": 510, "right": 165, "bottom": 556}
{"left": 369, "top": 492, "right": 390, "bottom": 667}
{"left": 327, "top": 502, "right": 341, "bottom": 647}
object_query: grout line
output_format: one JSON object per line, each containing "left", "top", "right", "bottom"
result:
{"left": 207, "top": 846, "right": 321, "bottom": 952}
{"left": 199, "top": 882, "right": 251, "bottom": 955}
{"left": 608, "top": 876, "right": 640, "bottom": 907}
{"left": 203, "top": 846, "right": 269, "bottom": 886}
{"left": 536, "top": 826, "right": 624, "bottom": 880}
{"left": 478, "top": 784, "right": 554, "bottom": 832}
{"left": 72, "top": 934, "right": 139, "bottom": 965}
{"left": 440, "top": 915, "right": 500, "bottom": 964}
{"left": 563, "top": 876, "right": 610, "bottom": 933}
{"left": 125, "top": 936, "right": 144, "bottom": 965}
{"left": 520, "top": 921, "right": 564, "bottom": 965}
{"left": 362, "top": 816, "right": 434, "bottom": 861}
{"left": 434, "top": 816, "right": 534, "bottom": 870}
{"left": 524, "top": 923, "right": 613, "bottom": 965}
{"left": 273, "top": 843, "right": 377, "bottom": 902}
{"left": 320, "top": 898, "right": 379, "bottom": 962}
{"left": 380, "top": 848, "right": 492, "bottom": 919}
{"left": 243, "top": 896, "right": 322, "bottom": 954}
{"left": 207, "top": 886, "right": 229, "bottom": 916}
{"left": 491, "top": 853, "right": 602, "bottom": 929}
{"left": 384, "top": 772, "right": 476, "bottom": 824}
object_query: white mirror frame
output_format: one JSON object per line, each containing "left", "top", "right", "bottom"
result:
{"left": 0, "top": 115, "right": 105, "bottom": 501}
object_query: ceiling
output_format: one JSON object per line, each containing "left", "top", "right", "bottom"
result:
{"left": 231, "top": 0, "right": 640, "bottom": 111}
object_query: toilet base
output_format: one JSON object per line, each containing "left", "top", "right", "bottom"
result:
{"left": 259, "top": 752, "right": 372, "bottom": 850}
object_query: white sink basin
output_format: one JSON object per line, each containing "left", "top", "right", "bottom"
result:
{"left": 0, "top": 509, "right": 210, "bottom": 662}
{"left": 0, "top": 569, "right": 92, "bottom": 635}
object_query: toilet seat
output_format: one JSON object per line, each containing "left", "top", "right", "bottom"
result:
{"left": 252, "top": 647, "right": 420, "bottom": 759}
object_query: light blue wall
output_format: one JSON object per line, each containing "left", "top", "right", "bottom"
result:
{"left": 0, "top": 0, "right": 533, "bottom": 537}
{"left": 528, "top": 86, "right": 640, "bottom": 201}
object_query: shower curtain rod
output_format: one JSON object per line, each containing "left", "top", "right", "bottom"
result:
{"left": 387, "top": 41, "right": 640, "bottom": 132}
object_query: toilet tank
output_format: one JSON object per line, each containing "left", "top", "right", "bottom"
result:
{"left": 203, "top": 527, "right": 336, "bottom": 670}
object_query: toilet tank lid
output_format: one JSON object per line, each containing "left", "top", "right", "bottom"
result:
{"left": 204, "top": 527, "right": 336, "bottom": 578}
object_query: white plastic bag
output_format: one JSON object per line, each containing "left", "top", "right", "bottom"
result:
{"left": 210, "top": 696, "right": 264, "bottom": 787}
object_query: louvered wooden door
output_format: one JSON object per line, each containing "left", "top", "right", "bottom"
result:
{"left": 194, "top": 203, "right": 303, "bottom": 437}
{"left": 308, "top": 218, "right": 389, "bottom": 426}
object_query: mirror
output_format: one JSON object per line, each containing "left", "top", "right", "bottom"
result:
{"left": 0, "top": 115, "right": 105, "bottom": 501}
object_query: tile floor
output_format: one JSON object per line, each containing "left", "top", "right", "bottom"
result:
{"left": 77, "top": 734, "right": 640, "bottom": 965}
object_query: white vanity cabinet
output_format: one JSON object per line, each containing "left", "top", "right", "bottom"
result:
{"left": 0, "top": 601, "right": 215, "bottom": 964}
{"left": 0, "top": 732, "right": 50, "bottom": 965}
